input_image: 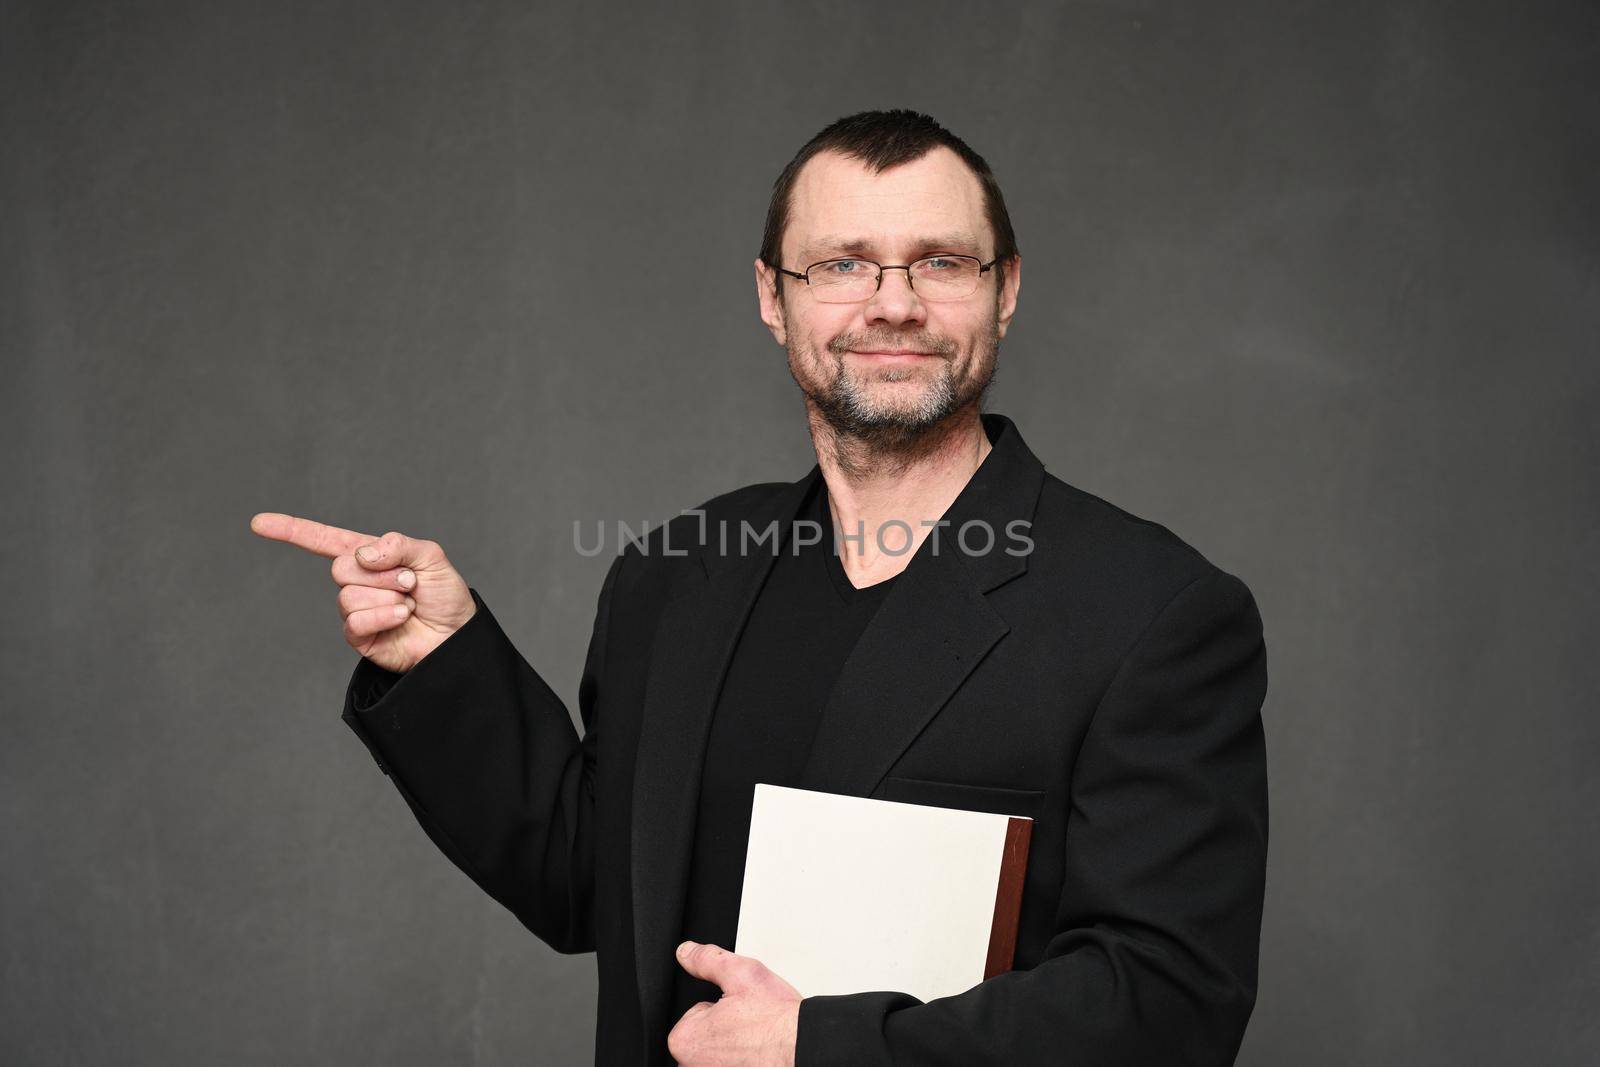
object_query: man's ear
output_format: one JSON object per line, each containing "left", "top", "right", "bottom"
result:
{"left": 755, "top": 258, "right": 788, "bottom": 346}
{"left": 996, "top": 254, "right": 1022, "bottom": 339}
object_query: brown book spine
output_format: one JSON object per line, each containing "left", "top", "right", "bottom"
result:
{"left": 983, "top": 816, "right": 1032, "bottom": 979}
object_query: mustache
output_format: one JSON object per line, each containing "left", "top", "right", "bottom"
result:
{"left": 826, "top": 330, "right": 959, "bottom": 358}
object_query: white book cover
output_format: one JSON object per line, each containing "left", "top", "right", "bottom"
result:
{"left": 734, "top": 783, "right": 1032, "bottom": 1003}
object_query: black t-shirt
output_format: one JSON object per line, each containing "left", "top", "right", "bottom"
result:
{"left": 668, "top": 478, "right": 898, "bottom": 1019}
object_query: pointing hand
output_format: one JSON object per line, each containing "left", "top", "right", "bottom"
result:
{"left": 250, "top": 513, "right": 476, "bottom": 673}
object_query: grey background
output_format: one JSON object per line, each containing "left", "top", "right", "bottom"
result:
{"left": 3, "top": 1, "right": 1596, "bottom": 1064}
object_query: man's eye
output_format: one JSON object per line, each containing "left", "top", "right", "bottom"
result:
{"left": 826, "top": 260, "right": 863, "bottom": 274}
{"left": 922, "top": 257, "right": 957, "bottom": 271}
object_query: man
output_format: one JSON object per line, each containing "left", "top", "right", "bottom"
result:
{"left": 253, "top": 110, "right": 1268, "bottom": 1066}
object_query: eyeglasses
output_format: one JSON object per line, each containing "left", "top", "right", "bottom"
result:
{"left": 774, "top": 254, "right": 998, "bottom": 303}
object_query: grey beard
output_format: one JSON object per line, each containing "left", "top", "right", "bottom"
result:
{"left": 797, "top": 333, "right": 997, "bottom": 452}
{"left": 811, "top": 359, "right": 961, "bottom": 450}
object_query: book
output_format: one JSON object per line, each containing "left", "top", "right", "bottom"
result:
{"left": 733, "top": 783, "right": 1033, "bottom": 1002}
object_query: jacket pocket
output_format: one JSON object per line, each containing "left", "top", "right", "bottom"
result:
{"left": 875, "top": 774, "right": 1045, "bottom": 820}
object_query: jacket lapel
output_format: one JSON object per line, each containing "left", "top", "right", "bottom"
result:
{"left": 799, "top": 412, "right": 1046, "bottom": 797}
{"left": 796, "top": 541, "right": 1009, "bottom": 797}
{"left": 629, "top": 468, "right": 819, "bottom": 1056}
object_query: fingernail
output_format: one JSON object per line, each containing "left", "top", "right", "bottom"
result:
{"left": 404, "top": 596, "right": 416, "bottom": 611}
{"left": 356, "top": 545, "right": 379, "bottom": 564}
{"left": 393, "top": 604, "right": 410, "bottom": 620}
{"left": 398, "top": 569, "right": 416, "bottom": 590}
{"left": 677, "top": 941, "right": 694, "bottom": 958}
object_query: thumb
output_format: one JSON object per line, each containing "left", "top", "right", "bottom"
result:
{"left": 353, "top": 530, "right": 444, "bottom": 572}
{"left": 676, "top": 942, "right": 753, "bottom": 992}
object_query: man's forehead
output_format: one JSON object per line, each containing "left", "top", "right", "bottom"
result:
{"left": 785, "top": 147, "right": 988, "bottom": 260}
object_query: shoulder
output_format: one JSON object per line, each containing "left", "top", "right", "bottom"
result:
{"left": 1023, "top": 471, "right": 1261, "bottom": 638}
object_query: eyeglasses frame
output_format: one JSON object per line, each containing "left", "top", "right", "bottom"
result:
{"left": 772, "top": 254, "right": 1000, "bottom": 301}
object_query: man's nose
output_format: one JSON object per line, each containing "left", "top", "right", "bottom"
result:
{"left": 863, "top": 267, "right": 927, "bottom": 327}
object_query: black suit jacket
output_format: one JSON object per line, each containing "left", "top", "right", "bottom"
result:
{"left": 341, "top": 412, "right": 1269, "bottom": 1066}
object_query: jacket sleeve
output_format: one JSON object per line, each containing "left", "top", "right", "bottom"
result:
{"left": 796, "top": 568, "right": 1269, "bottom": 1067}
{"left": 339, "top": 550, "right": 625, "bottom": 955}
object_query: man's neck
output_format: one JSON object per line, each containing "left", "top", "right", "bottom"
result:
{"left": 805, "top": 403, "right": 993, "bottom": 589}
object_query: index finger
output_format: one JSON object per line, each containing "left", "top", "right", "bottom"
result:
{"left": 250, "top": 512, "right": 376, "bottom": 560}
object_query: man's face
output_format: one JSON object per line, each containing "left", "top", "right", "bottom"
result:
{"left": 756, "top": 146, "right": 1021, "bottom": 447}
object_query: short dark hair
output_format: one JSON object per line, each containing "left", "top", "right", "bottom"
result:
{"left": 758, "top": 110, "right": 1019, "bottom": 283}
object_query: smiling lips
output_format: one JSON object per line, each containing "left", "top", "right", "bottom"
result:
{"left": 849, "top": 349, "right": 937, "bottom": 359}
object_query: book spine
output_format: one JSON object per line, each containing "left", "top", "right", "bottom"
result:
{"left": 983, "top": 817, "right": 1032, "bottom": 979}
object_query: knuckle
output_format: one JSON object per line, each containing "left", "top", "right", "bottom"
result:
{"left": 666, "top": 1011, "right": 705, "bottom": 1060}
